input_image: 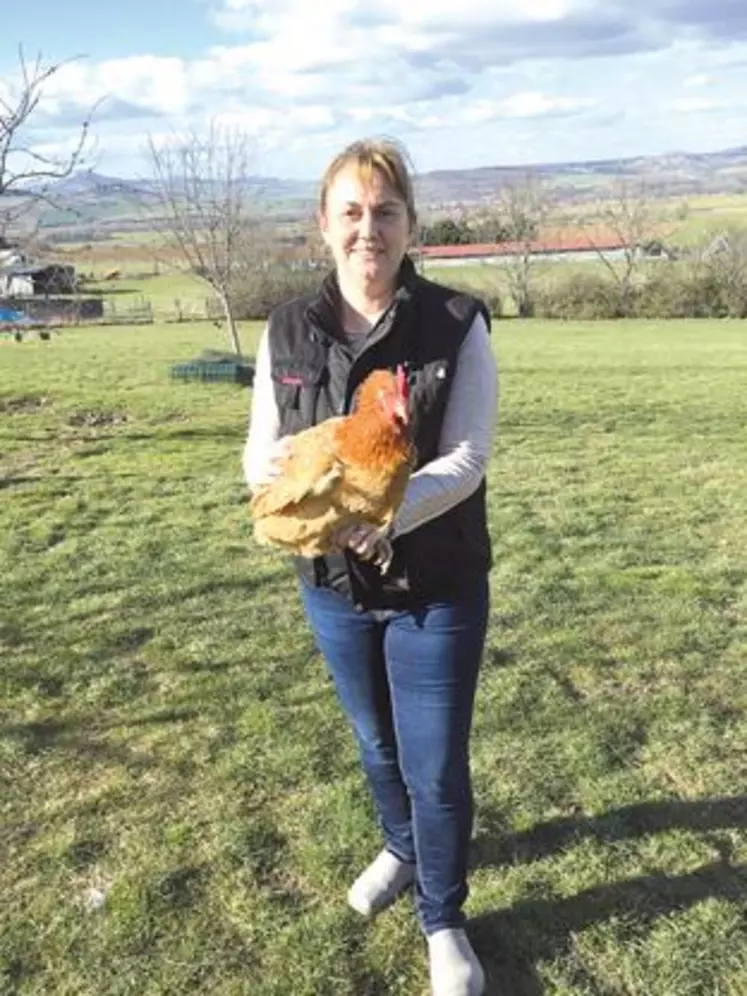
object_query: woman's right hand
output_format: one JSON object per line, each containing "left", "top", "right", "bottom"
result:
{"left": 331, "top": 523, "right": 394, "bottom": 573}
{"left": 253, "top": 436, "right": 294, "bottom": 488}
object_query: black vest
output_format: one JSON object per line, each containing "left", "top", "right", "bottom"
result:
{"left": 265, "top": 256, "right": 493, "bottom": 609}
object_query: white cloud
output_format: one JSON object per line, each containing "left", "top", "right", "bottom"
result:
{"left": 39, "top": 56, "right": 191, "bottom": 118}
{"left": 669, "top": 97, "right": 722, "bottom": 113}
{"left": 683, "top": 73, "right": 711, "bottom": 88}
{"left": 667, "top": 94, "right": 746, "bottom": 114}
{"left": 501, "top": 91, "right": 597, "bottom": 118}
{"left": 5, "top": 0, "right": 747, "bottom": 178}
{"left": 213, "top": 0, "right": 593, "bottom": 33}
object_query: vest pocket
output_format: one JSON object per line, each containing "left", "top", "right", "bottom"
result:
{"left": 273, "top": 377, "right": 302, "bottom": 410}
{"left": 272, "top": 364, "right": 329, "bottom": 428}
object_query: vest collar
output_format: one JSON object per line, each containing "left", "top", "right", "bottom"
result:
{"left": 305, "top": 254, "right": 419, "bottom": 344}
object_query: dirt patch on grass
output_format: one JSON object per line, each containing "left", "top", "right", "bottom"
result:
{"left": 67, "top": 409, "right": 131, "bottom": 428}
{"left": 0, "top": 395, "right": 51, "bottom": 414}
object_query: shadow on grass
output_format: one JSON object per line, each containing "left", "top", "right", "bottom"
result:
{"left": 472, "top": 795, "right": 747, "bottom": 869}
{"left": 470, "top": 795, "right": 747, "bottom": 993}
{"left": 62, "top": 425, "right": 250, "bottom": 444}
{"left": 471, "top": 858, "right": 747, "bottom": 995}
{"left": 3, "top": 425, "right": 247, "bottom": 446}
{"left": 0, "top": 471, "right": 147, "bottom": 491}
{"left": 1, "top": 706, "right": 201, "bottom": 757}
{"left": 6, "top": 571, "right": 291, "bottom": 650}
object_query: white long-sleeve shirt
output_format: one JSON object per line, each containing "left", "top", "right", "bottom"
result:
{"left": 242, "top": 313, "right": 498, "bottom": 537}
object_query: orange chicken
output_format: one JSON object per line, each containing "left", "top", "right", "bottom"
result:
{"left": 250, "top": 366, "right": 414, "bottom": 567}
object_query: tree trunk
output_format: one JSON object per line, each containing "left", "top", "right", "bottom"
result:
{"left": 515, "top": 257, "right": 534, "bottom": 317}
{"left": 620, "top": 260, "right": 635, "bottom": 317}
{"left": 219, "top": 291, "right": 243, "bottom": 356}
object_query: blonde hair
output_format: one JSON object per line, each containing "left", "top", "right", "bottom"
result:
{"left": 319, "top": 138, "right": 417, "bottom": 231}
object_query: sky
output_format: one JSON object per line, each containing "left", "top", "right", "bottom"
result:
{"left": 3, "top": 0, "right": 747, "bottom": 181}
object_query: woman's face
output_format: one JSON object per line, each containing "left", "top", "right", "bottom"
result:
{"left": 319, "top": 165, "right": 412, "bottom": 297}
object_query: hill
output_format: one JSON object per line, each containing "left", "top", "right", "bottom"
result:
{"left": 415, "top": 146, "right": 747, "bottom": 205}
{"left": 11, "top": 144, "right": 747, "bottom": 240}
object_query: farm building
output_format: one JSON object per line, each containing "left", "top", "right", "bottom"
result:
{"left": 418, "top": 232, "right": 643, "bottom": 266}
{"left": 0, "top": 263, "right": 77, "bottom": 297}
{"left": 0, "top": 246, "right": 28, "bottom": 270}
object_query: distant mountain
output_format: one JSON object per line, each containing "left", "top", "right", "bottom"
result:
{"left": 414, "top": 145, "right": 747, "bottom": 205}
{"left": 17, "top": 144, "right": 747, "bottom": 235}
{"left": 37, "top": 169, "right": 316, "bottom": 203}
{"left": 29, "top": 170, "right": 154, "bottom": 198}
{"left": 42, "top": 144, "right": 747, "bottom": 204}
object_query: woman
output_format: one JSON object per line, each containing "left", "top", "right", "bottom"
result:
{"left": 243, "top": 138, "right": 497, "bottom": 996}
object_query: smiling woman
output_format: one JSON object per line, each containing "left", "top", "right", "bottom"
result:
{"left": 243, "top": 137, "right": 498, "bottom": 996}
{"left": 318, "top": 140, "right": 417, "bottom": 328}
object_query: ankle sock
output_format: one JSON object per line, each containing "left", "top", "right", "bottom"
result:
{"left": 427, "top": 928, "right": 485, "bottom": 996}
{"left": 347, "top": 849, "right": 415, "bottom": 916}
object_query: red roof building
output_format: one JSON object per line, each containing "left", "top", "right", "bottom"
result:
{"left": 418, "top": 231, "right": 630, "bottom": 261}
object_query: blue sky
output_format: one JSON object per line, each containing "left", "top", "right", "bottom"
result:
{"left": 3, "top": 0, "right": 747, "bottom": 180}
{"left": 1, "top": 1, "right": 214, "bottom": 61}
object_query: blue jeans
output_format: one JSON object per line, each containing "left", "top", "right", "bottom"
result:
{"left": 300, "top": 575, "right": 489, "bottom": 934}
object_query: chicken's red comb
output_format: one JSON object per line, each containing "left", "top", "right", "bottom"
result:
{"left": 396, "top": 364, "right": 409, "bottom": 400}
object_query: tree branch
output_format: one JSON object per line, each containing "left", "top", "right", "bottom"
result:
{"left": 0, "top": 50, "right": 95, "bottom": 244}
{"left": 143, "top": 122, "right": 260, "bottom": 354}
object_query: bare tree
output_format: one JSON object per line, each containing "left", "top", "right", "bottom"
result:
{"left": 583, "top": 179, "right": 663, "bottom": 316}
{"left": 495, "top": 173, "right": 550, "bottom": 317}
{"left": 146, "top": 123, "right": 261, "bottom": 356}
{"left": 1, "top": 48, "right": 95, "bottom": 252}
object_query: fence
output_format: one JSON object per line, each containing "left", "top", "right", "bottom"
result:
{"left": 104, "top": 298, "right": 154, "bottom": 325}
{"left": 0, "top": 296, "right": 104, "bottom": 324}
{"left": 101, "top": 297, "right": 227, "bottom": 325}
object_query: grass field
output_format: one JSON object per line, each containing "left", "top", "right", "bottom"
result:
{"left": 2, "top": 319, "right": 747, "bottom": 995}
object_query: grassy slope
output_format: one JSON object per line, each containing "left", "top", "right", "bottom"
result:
{"left": 2, "top": 320, "right": 747, "bottom": 995}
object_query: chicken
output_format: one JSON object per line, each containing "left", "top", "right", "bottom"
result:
{"left": 250, "top": 366, "right": 414, "bottom": 570}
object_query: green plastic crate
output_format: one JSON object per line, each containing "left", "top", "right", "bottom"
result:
{"left": 170, "top": 354, "right": 255, "bottom": 386}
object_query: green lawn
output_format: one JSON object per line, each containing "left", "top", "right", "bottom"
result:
{"left": 2, "top": 319, "right": 747, "bottom": 995}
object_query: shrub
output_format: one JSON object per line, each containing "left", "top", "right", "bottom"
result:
{"left": 230, "top": 262, "right": 504, "bottom": 322}
{"left": 533, "top": 272, "right": 623, "bottom": 320}
{"left": 634, "top": 263, "right": 747, "bottom": 319}
{"left": 444, "top": 278, "right": 503, "bottom": 319}
{"left": 230, "top": 264, "right": 325, "bottom": 320}
{"left": 480, "top": 288, "right": 504, "bottom": 319}
{"left": 635, "top": 265, "right": 719, "bottom": 318}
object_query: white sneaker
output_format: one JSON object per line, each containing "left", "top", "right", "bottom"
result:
{"left": 428, "top": 929, "right": 485, "bottom": 996}
{"left": 347, "top": 849, "right": 416, "bottom": 916}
